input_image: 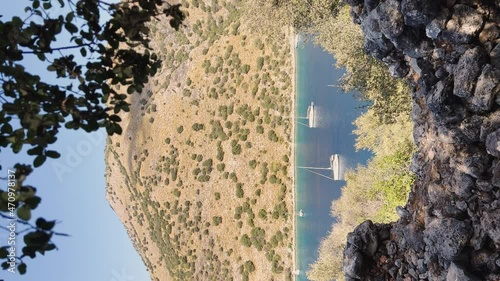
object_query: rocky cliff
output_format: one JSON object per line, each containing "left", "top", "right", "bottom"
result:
{"left": 341, "top": 0, "right": 500, "bottom": 280}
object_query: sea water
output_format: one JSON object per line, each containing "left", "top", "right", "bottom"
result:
{"left": 294, "top": 39, "right": 372, "bottom": 280}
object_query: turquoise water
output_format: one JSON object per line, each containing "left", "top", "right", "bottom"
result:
{"left": 294, "top": 40, "right": 372, "bottom": 280}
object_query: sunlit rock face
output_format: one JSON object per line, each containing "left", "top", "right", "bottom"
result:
{"left": 341, "top": 0, "right": 500, "bottom": 280}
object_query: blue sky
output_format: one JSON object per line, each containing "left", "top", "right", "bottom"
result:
{"left": 1, "top": 2, "right": 150, "bottom": 281}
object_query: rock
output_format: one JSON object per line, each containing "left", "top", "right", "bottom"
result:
{"left": 479, "top": 22, "right": 500, "bottom": 44}
{"left": 428, "top": 183, "right": 449, "bottom": 205}
{"left": 364, "top": 0, "right": 379, "bottom": 12}
{"left": 400, "top": 223, "right": 426, "bottom": 251}
{"left": 376, "top": 0, "right": 405, "bottom": 39}
{"left": 389, "top": 267, "right": 398, "bottom": 278}
{"left": 396, "top": 206, "right": 411, "bottom": 221}
{"left": 451, "top": 171, "right": 475, "bottom": 197}
{"left": 344, "top": 0, "right": 363, "bottom": 6}
{"left": 491, "top": 44, "right": 500, "bottom": 69}
{"left": 343, "top": 244, "right": 366, "bottom": 279}
{"left": 486, "top": 129, "right": 500, "bottom": 157}
{"left": 364, "top": 37, "right": 393, "bottom": 60}
{"left": 476, "top": 179, "right": 494, "bottom": 192}
{"left": 426, "top": 8, "right": 449, "bottom": 39}
{"left": 446, "top": 262, "right": 481, "bottom": 281}
{"left": 340, "top": 0, "right": 500, "bottom": 280}
{"left": 442, "top": 5, "right": 484, "bottom": 43}
{"left": 411, "top": 58, "right": 437, "bottom": 89}
{"left": 467, "top": 65, "right": 500, "bottom": 113}
{"left": 470, "top": 223, "right": 488, "bottom": 250}
{"left": 353, "top": 220, "right": 379, "bottom": 256}
{"left": 454, "top": 148, "right": 491, "bottom": 179}
{"left": 409, "top": 267, "right": 418, "bottom": 279}
{"left": 456, "top": 200, "right": 467, "bottom": 211}
{"left": 458, "top": 115, "right": 483, "bottom": 144}
{"left": 361, "top": 10, "right": 383, "bottom": 40}
{"left": 471, "top": 249, "right": 497, "bottom": 271}
{"left": 444, "top": 0, "right": 456, "bottom": 7}
{"left": 435, "top": 66, "right": 448, "bottom": 79}
{"left": 454, "top": 47, "right": 487, "bottom": 98}
{"left": 492, "top": 161, "right": 500, "bottom": 188}
{"left": 389, "top": 60, "right": 410, "bottom": 77}
{"left": 426, "top": 79, "right": 452, "bottom": 115}
{"left": 424, "top": 218, "right": 472, "bottom": 261}
{"left": 386, "top": 241, "right": 398, "bottom": 255}
{"left": 480, "top": 111, "right": 500, "bottom": 142}
{"left": 392, "top": 27, "right": 432, "bottom": 58}
{"left": 401, "top": 0, "right": 438, "bottom": 27}
{"left": 480, "top": 209, "right": 500, "bottom": 248}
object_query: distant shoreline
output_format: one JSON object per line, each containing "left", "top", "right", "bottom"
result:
{"left": 290, "top": 26, "right": 297, "bottom": 280}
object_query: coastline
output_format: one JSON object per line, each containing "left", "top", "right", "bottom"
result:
{"left": 289, "top": 25, "right": 297, "bottom": 280}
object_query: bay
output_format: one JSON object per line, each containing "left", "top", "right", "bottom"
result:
{"left": 294, "top": 39, "right": 372, "bottom": 280}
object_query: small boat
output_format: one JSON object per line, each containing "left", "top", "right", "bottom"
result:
{"left": 307, "top": 102, "right": 315, "bottom": 128}
{"left": 298, "top": 209, "right": 304, "bottom": 217}
{"left": 295, "top": 34, "right": 301, "bottom": 48}
{"left": 330, "top": 154, "right": 340, "bottom": 181}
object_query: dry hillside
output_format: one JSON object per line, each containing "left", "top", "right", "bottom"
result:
{"left": 105, "top": 1, "right": 295, "bottom": 280}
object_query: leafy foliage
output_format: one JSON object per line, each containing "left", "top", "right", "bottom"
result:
{"left": 0, "top": 164, "right": 68, "bottom": 274}
{"left": 0, "top": 0, "right": 184, "bottom": 274}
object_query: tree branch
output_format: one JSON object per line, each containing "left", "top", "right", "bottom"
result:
{"left": 22, "top": 44, "right": 92, "bottom": 54}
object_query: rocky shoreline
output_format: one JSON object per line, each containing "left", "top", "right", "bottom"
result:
{"left": 341, "top": 0, "right": 500, "bottom": 280}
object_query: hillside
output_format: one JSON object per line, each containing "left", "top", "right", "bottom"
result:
{"left": 104, "top": 1, "right": 296, "bottom": 280}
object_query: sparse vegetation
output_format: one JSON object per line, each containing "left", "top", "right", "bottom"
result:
{"left": 105, "top": 0, "right": 295, "bottom": 280}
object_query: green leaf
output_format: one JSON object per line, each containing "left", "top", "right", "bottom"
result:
{"left": 109, "top": 115, "right": 121, "bottom": 122}
{"left": 113, "top": 123, "right": 122, "bottom": 135}
{"left": 64, "top": 23, "right": 78, "bottom": 34}
{"left": 33, "top": 155, "right": 46, "bottom": 167}
{"left": 18, "top": 263, "right": 27, "bottom": 275}
{"left": 42, "top": 2, "right": 51, "bottom": 9}
{"left": 1, "top": 123, "right": 13, "bottom": 134}
{"left": 1, "top": 261, "right": 9, "bottom": 269}
{"left": 25, "top": 196, "right": 41, "bottom": 209}
{"left": 80, "top": 47, "right": 87, "bottom": 57}
{"left": 45, "top": 150, "right": 60, "bottom": 158}
{"left": 36, "top": 218, "right": 56, "bottom": 231}
{"left": 66, "top": 12, "right": 74, "bottom": 22}
{"left": 17, "top": 205, "right": 31, "bottom": 221}
{"left": 0, "top": 247, "right": 8, "bottom": 259}
{"left": 44, "top": 243, "right": 56, "bottom": 251}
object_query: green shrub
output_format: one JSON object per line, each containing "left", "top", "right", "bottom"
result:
{"left": 241, "top": 234, "right": 252, "bottom": 247}
{"left": 258, "top": 209, "right": 267, "bottom": 220}
{"left": 256, "top": 57, "right": 264, "bottom": 70}
{"left": 236, "top": 184, "right": 244, "bottom": 198}
{"left": 241, "top": 64, "right": 250, "bottom": 74}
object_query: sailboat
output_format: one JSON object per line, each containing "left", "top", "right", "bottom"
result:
{"left": 298, "top": 154, "right": 340, "bottom": 181}
{"left": 307, "top": 102, "right": 315, "bottom": 128}
{"left": 296, "top": 101, "right": 316, "bottom": 128}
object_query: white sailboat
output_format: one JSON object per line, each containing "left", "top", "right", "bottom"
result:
{"left": 298, "top": 154, "right": 340, "bottom": 181}
{"left": 306, "top": 102, "right": 315, "bottom": 128}
{"left": 296, "top": 101, "right": 316, "bottom": 128}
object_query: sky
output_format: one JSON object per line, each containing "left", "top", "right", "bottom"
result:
{"left": 1, "top": 2, "right": 150, "bottom": 281}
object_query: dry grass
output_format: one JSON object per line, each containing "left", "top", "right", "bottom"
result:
{"left": 105, "top": 1, "right": 295, "bottom": 280}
